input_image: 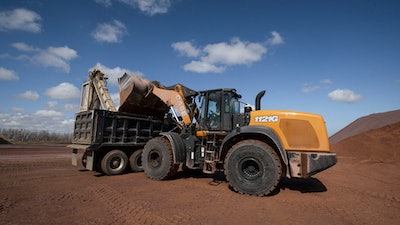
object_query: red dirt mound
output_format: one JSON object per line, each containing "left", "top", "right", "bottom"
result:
{"left": 331, "top": 122, "right": 400, "bottom": 162}
{"left": 329, "top": 109, "right": 400, "bottom": 144}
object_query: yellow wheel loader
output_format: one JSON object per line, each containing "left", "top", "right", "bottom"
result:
{"left": 69, "top": 70, "right": 336, "bottom": 196}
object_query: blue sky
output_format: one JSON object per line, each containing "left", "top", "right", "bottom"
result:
{"left": 0, "top": 0, "right": 399, "bottom": 135}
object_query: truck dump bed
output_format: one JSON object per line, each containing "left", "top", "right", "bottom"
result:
{"left": 70, "top": 109, "right": 165, "bottom": 150}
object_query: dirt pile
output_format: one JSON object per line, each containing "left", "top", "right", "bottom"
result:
{"left": 329, "top": 109, "right": 400, "bottom": 144}
{"left": 331, "top": 122, "right": 400, "bottom": 162}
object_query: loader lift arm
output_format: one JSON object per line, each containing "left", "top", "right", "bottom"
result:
{"left": 118, "top": 73, "right": 198, "bottom": 128}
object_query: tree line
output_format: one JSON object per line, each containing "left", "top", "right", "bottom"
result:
{"left": 0, "top": 128, "right": 72, "bottom": 144}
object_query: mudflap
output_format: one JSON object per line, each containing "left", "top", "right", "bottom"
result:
{"left": 288, "top": 151, "right": 337, "bottom": 178}
{"left": 86, "top": 151, "right": 94, "bottom": 171}
{"left": 72, "top": 149, "right": 78, "bottom": 166}
{"left": 68, "top": 144, "right": 94, "bottom": 171}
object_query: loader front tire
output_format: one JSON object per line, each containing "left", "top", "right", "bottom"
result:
{"left": 101, "top": 150, "right": 128, "bottom": 176}
{"left": 224, "top": 140, "right": 282, "bottom": 196}
{"left": 142, "top": 137, "right": 178, "bottom": 180}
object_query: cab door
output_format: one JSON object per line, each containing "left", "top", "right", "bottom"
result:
{"left": 198, "top": 90, "right": 240, "bottom": 131}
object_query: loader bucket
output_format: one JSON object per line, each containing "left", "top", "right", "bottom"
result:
{"left": 118, "top": 73, "right": 169, "bottom": 118}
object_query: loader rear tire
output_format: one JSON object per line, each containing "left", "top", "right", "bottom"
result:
{"left": 142, "top": 137, "right": 178, "bottom": 180}
{"left": 101, "top": 150, "right": 128, "bottom": 176}
{"left": 129, "top": 149, "right": 144, "bottom": 172}
{"left": 224, "top": 140, "right": 282, "bottom": 196}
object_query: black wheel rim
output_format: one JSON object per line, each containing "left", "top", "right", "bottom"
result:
{"left": 239, "top": 158, "right": 262, "bottom": 180}
{"left": 149, "top": 150, "right": 161, "bottom": 168}
{"left": 110, "top": 156, "right": 123, "bottom": 170}
{"left": 136, "top": 155, "right": 142, "bottom": 167}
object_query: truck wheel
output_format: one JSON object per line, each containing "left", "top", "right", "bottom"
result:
{"left": 224, "top": 140, "right": 282, "bottom": 196}
{"left": 101, "top": 150, "right": 128, "bottom": 176}
{"left": 142, "top": 137, "right": 178, "bottom": 180}
{"left": 129, "top": 149, "right": 144, "bottom": 172}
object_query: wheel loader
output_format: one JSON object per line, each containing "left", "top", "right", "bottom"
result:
{"left": 69, "top": 70, "right": 336, "bottom": 196}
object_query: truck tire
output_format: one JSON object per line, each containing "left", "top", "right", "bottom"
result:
{"left": 101, "top": 150, "right": 128, "bottom": 176}
{"left": 142, "top": 137, "right": 178, "bottom": 180}
{"left": 129, "top": 149, "right": 144, "bottom": 172}
{"left": 224, "top": 140, "right": 282, "bottom": 196}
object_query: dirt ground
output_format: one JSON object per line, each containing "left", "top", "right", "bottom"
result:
{"left": 0, "top": 145, "right": 399, "bottom": 225}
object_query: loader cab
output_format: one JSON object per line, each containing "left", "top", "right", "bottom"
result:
{"left": 198, "top": 89, "right": 241, "bottom": 131}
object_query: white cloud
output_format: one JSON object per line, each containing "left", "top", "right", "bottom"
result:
{"left": 11, "top": 107, "right": 24, "bottom": 113}
{"left": 302, "top": 78, "right": 333, "bottom": 93}
{"left": 45, "top": 101, "right": 78, "bottom": 112}
{"left": 92, "top": 20, "right": 127, "bottom": 43}
{"left": 171, "top": 41, "right": 200, "bottom": 57}
{"left": 119, "top": 0, "right": 172, "bottom": 16}
{"left": 34, "top": 110, "right": 63, "bottom": 118}
{"left": 0, "top": 67, "right": 19, "bottom": 80}
{"left": 328, "top": 89, "right": 362, "bottom": 103}
{"left": 12, "top": 42, "right": 78, "bottom": 73}
{"left": 32, "top": 46, "right": 78, "bottom": 73}
{"left": 267, "top": 31, "right": 284, "bottom": 46}
{"left": 12, "top": 42, "right": 39, "bottom": 52}
{"left": 15, "top": 91, "right": 39, "bottom": 101}
{"left": 47, "top": 46, "right": 78, "bottom": 60}
{"left": 302, "top": 86, "right": 320, "bottom": 93}
{"left": 45, "top": 101, "right": 59, "bottom": 109}
{"left": 91, "top": 62, "right": 143, "bottom": 85}
{"left": 0, "top": 8, "right": 42, "bottom": 33}
{"left": 61, "top": 119, "right": 75, "bottom": 127}
{"left": 110, "top": 92, "right": 120, "bottom": 109}
{"left": 45, "top": 82, "right": 81, "bottom": 100}
{"left": 0, "top": 53, "right": 11, "bottom": 59}
{"left": 0, "top": 111, "right": 74, "bottom": 133}
{"left": 203, "top": 38, "right": 266, "bottom": 66}
{"left": 173, "top": 32, "right": 283, "bottom": 73}
{"left": 62, "top": 103, "right": 78, "bottom": 112}
{"left": 176, "top": 38, "right": 267, "bottom": 73}
{"left": 183, "top": 61, "right": 225, "bottom": 73}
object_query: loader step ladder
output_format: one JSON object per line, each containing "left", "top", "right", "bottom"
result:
{"left": 203, "top": 139, "right": 217, "bottom": 174}
{"left": 203, "top": 150, "right": 216, "bottom": 174}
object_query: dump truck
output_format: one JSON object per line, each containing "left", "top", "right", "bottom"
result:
{"left": 68, "top": 69, "right": 336, "bottom": 196}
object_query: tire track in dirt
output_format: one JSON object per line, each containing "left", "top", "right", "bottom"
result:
{"left": 0, "top": 197, "right": 12, "bottom": 217}
{"left": 278, "top": 178, "right": 399, "bottom": 225}
{"left": 45, "top": 190, "right": 91, "bottom": 204}
{"left": 274, "top": 194, "right": 359, "bottom": 225}
{"left": 89, "top": 183, "right": 174, "bottom": 225}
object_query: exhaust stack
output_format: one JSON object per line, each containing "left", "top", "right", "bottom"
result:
{"left": 255, "top": 90, "right": 266, "bottom": 110}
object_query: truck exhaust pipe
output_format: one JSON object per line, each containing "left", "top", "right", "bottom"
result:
{"left": 255, "top": 90, "right": 266, "bottom": 110}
